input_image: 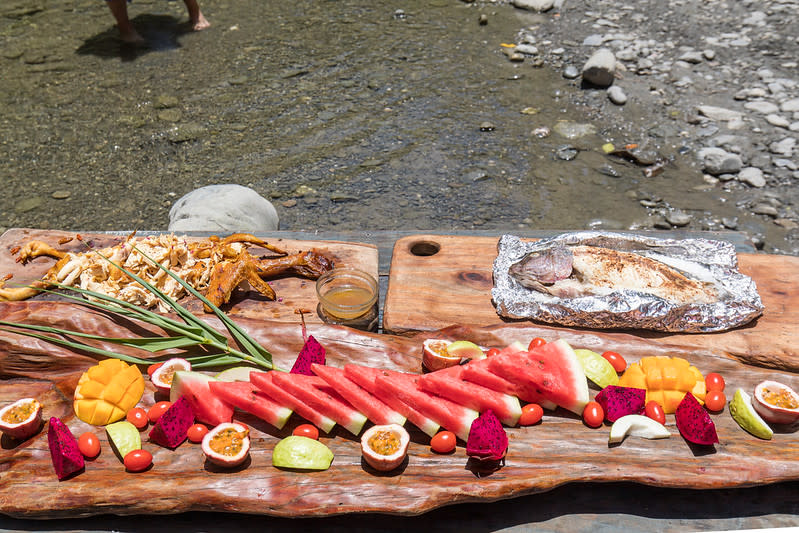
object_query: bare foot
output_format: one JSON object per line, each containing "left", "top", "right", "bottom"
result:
{"left": 119, "top": 27, "right": 146, "bottom": 45}
{"left": 191, "top": 13, "right": 210, "bottom": 31}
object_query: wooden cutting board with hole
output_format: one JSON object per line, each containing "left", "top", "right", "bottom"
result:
{"left": 0, "top": 228, "right": 378, "bottom": 325}
{"left": 382, "top": 234, "right": 799, "bottom": 372}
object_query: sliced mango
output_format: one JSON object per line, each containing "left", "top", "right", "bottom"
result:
{"left": 618, "top": 356, "right": 705, "bottom": 414}
{"left": 74, "top": 359, "right": 145, "bottom": 426}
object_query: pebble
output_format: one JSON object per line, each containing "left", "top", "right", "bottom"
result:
{"left": 480, "top": 121, "right": 496, "bottom": 132}
{"left": 553, "top": 121, "right": 596, "bottom": 139}
{"left": 168, "top": 184, "right": 279, "bottom": 233}
{"left": 744, "top": 101, "right": 780, "bottom": 114}
{"left": 511, "top": 0, "right": 554, "bottom": 11}
{"left": 766, "top": 114, "right": 791, "bottom": 128}
{"left": 738, "top": 167, "right": 766, "bottom": 187}
{"left": 607, "top": 85, "right": 627, "bottom": 105}
{"left": 555, "top": 145, "right": 578, "bottom": 161}
{"left": 563, "top": 66, "right": 579, "bottom": 79}
{"left": 781, "top": 98, "right": 799, "bottom": 113}
{"left": 665, "top": 209, "right": 692, "bottom": 227}
{"left": 770, "top": 137, "right": 796, "bottom": 156}
{"left": 752, "top": 203, "right": 779, "bottom": 217}
{"left": 581, "top": 48, "right": 616, "bottom": 88}
{"left": 51, "top": 190, "right": 71, "bottom": 199}
{"left": 698, "top": 147, "right": 743, "bottom": 175}
{"left": 697, "top": 105, "right": 743, "bottom": 122}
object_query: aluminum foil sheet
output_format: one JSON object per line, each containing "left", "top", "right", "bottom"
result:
{"left": 492, "top": 232, "right": 763, "bottom": 332}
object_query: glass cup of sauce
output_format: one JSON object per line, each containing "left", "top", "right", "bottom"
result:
{"left": 315, "top": 267, "right": 379, "bottom": 331}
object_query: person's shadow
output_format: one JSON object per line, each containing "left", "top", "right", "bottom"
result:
{"left": 76, "top": 14, "right": 195, "bottom": 62}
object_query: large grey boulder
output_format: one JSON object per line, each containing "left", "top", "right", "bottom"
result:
{"left": 168, "top": 184, "right": 279, "bottom": 233}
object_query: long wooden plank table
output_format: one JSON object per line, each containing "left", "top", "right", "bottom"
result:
{"left": 2, "top": 229, "right": 798, "bottom": 533}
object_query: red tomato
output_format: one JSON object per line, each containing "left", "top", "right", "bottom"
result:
{"left": 292, "top": 424, "right": 319, "bottom": 440}
{"left": 601, "top": 351, "right": 627, "bottom": 373}
{"left": 519, "top": 403, "right": 544, "bottom": 426}
{"left": 705, "top": 372, "right": 726, "bottom": 392}
{"left": 124, "top": 449, "right": 153, "bottom": 472}
{"left": 126, "top": 407, "right": 149, "bottom": 430}
{"left": 704, "top": 390, "right": 726, "bottom": 412}
{"left": 147, "top": 401, "right": 172, "bottom": 423}
{"left": 528, "top": 337, "right": 547, "bottom": 351}
{"left": 582, "top": 401, "right": 604, "bottom": 428}
{"left": 430, "top": 431, "right": 456, "bottom": 454}
{"left": 147, "top": 362, "right": 164, "bottom": 378}
{"left": 644, "top": 400, "right": 666, "bottom": 425}
{"left": 486, "top": 348, "right": 501, "bottom": 358}
{"left": 78, "top": 432, "right": 101, "bottom": 458}
{"left": 187, "top": 423, "right": 209, "bottom": 443}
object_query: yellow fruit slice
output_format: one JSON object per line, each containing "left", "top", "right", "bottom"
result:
{"left": 618, "top": 356, "right": 704, "bottom": 414}
{"left": 74, "top": 359, "right": 145, "bottom": 426}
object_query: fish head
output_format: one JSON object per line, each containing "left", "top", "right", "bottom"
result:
{"left": 508, "top": 245, "right": 573, "bottom": 287}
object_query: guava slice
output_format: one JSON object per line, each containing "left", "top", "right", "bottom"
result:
{"left": 729, "top": 388, "right": 773, "bottom": 440}
{"left": 446, "top": 341, "right": 486, "bottom": 360}
{"left": 214, "top": 366, "right": 256, "bottom": 382}
{"left": 574, "top": 349, "right": 619, "bottom": 389}
{"left": 106, "top": 420, "right": 142, "bottom": 460}
{"left": 272, "top": 435, "right": 334, "bottom": 470}
{"left": 608, "top": 414, "right": 670, "bottom": 444}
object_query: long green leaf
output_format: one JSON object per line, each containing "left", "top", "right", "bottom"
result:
{"left": 129, "top": 245, "right": 273, "bottom": 365}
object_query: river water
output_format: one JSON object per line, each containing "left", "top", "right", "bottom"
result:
{"left": 0, "top": 0, "right": 777, "bottom": 248}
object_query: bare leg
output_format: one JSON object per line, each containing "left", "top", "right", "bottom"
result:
{"left": 182, "top": 0, "right": 210, "bottom": 31}
{"left": 106, "top": 0, "right": 145, "bottom": 44}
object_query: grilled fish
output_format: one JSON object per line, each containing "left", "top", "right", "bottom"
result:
{"left": 509, "top": 245, "right": 718, "bottom": 305}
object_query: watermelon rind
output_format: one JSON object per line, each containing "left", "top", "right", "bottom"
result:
{"left": 208, "top": 381, "right": 293, "bottom": 430}
{"left": 170, "top": 371, "right": 234, "bottom": 426}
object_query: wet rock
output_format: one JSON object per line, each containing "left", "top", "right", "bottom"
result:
{"left": 168, "top": 184, "right": 279, "bottom": 233}
{"left": 511, "top": 0, "right": 554, "bottom": 12}
{"left": 582, "top": 34, "right": 603, "bottom": 47}
{"left": 479, "top": 121, "right": 496, "bottom": 132}
{"left": 532, "top": 126, "right": 551, "bottom": 138}
{"left": 607, "top": 86, "right": 627, "bottom": 105}
{"left": 15, "top": 197, "right": 44, "bottom": 213}
{"left": 555, "top": 145, "right": 578, "bottom": 161}
{"left": 515, "top": 44, "right": 539, "bottom": 55}
{"left": 158, "top": 109, "right": 182, "bottom": 123}
{"left": 167, "top": 123, "right": 206, "bottom": 143}
{"left": 752, "top": 203, "right": 779, "bottom": 217}
{"left": 738, "top": 167, "right": 766, "bottom": 187}
{"left": 51, "top": 190, "right": 71, "bottom": 200}
{"left": 581, "top": 48, "right": 616, "bottom": 87}
{"left": 722, "top": 217, "right": 739, "bottom": 230}
{"left": 678, "top": 51, "right": 704, "bottom": 64}
{"left": 553, "top": 121, "right": 596, "bottom": 139}
{"left": 698, "top": 147, "right": 743, "bottom": 176}
{"left": 665, "top": 209, "right": 692, "bottom": 227}
{"left": 155, "top": 95, "right": 179, "bottom": 109}
{"left": 697, "top": 105, "right": 743, "bottom": 122}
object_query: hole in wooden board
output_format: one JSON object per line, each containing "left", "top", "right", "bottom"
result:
{"left": 408, "top": 240, "right": 441, "bottom": 257}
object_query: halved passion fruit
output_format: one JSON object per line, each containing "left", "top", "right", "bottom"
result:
{"left": 753, "top": 380, "right": 799, "bottom": 425}
{"left": 360, "top": 423, "right": 410, "bottom": 472}
{"left": 422, "top": 339, "right": 485, "bottom": 372}
{"left": 201, "top": 422, "right": 250, "bottom": 467}
{"left": 151, "top": 358, "right": 192, "bottom": 395}
{"left": 0, "top": 398, "right": 43, "bottom": 440}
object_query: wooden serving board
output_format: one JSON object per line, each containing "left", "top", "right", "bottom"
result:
{"left": 0, "top": 229, "right": 378, "bottom": 325}
{"left": 1, "top": 303, "right": 798, "bottom": 519}
{"left": 383, "top": 235, "right": 799, "bottom": 372}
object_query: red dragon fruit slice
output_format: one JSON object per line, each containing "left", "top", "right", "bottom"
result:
{"left": 675, "top": 392, "right": 718, "bottom": 445}
{"left": 149, "top": 395, "right": 195, "bottom": 449}
{"left": 595, "top": 385, "right": 646, "bottom": 422}
{"left": 290, "top": 335, "right": 326, "bottom": 375}
{"left": 466, "top": 409, "right": 508, "bottom": 461}
{"left": 47, "top": 417, "right": 84, "bottom": 480}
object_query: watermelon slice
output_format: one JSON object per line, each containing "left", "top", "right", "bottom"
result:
{"left": 170, "top": 371, "right": 234, "bottom": 426}
{"left": 488, "top": 339, "right": 589, "bottom": 415}
{"left": 460, "top": 359, "right": 558, "bottom": 411}
{"left": 270, "top": 372, "right": 368, "bottom": 436}
{"left": 250, "top": 371, "right": 336, "bottom": 434}
{"left": 375, "top": 370, "right": 479, "bottom": 442}
{"left": 419, "top": 366, "right": 522, "bottom": 427}
{"left": 208, "top": 381, "right": 293, "bottom": 430}
{"left": 311, "top": 364, "right": 406, "bottom": 426}
{"left": 344, "top": 364, "right": 440, "bottom": 437}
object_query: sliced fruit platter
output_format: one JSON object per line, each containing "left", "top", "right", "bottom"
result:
{"left": 1, "top": 299, "right": 799, "bottom": 518}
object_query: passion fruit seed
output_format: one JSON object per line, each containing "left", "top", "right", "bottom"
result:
{"left": 367, "top": 429, "right": 402, "bottom": 456}
{"left": 360, "top": 424, "right": 410, "bottom": 472}
{"left": 209, "top": 427, "right": 248, "bottom": 457}
{"left": 1, "top": 400, "right": 38, "bottom": 424}
{"left": 201, "top": 423, "right": 251, "bottom": 468}
{"left": 0, "top": 398, "right": 43, "bottom": 440}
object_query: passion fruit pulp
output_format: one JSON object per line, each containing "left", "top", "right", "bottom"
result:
{"left": 360, "top": 423, "right": 410, "bottom": 472}
{"left": 201, "top": 422, "right": 250, "bottom": 467}
{"left": 0, "top": 398, "right": 43, "bottom": 440}
{"left": 753, "top": 380, "right": 799, "bottom": 425}
{"left": 422, "top": 339, "right": 485, "bottom": 372}
{"left": 151, "top": 358, "right": 192, "bottom": 395}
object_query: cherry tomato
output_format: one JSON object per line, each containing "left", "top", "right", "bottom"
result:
{"left": 528, "top": 337, "right": 547, "bottom": 351}
{"left": 705, "top": 372, "right": 726, "bottom": 392}
{"left": 582, "top": 401, "right": 604, "bottom": 428}
{"left": 147, "top": 401, "right": 172, "bottom": 423}
{"left": 430, "top": 430, "right": 457, "bottom": 454}
{"left": 601, "top": 351, "right": 627, "bottom": 373}
{"left": 187, "top": 423, "right": 209, "bottom": 443}
{"left": 644, "top": 400, "right": 666, "bottom": 425}
{"left": 292, "top": 424, "right": 319, "bottom": 440}
{"left": 126, "top": 407, "right": 149, "bottom": 430}
{"left": 147, "top": 362, "right": 164, "bottom": 378}
{"left": 704, "top": 390, "right": 726, "bottom": 412}
{"left": 486, "top": 348, "right": 501, "bottom": 358}
{"left": 78, "top": 432, "right": 101, "bottom": 458}
{"left": 519, "top": 403, "right": 544, "bottom": 426}
{"left": 124, "top": 449, "right": 153, "bottom": 472}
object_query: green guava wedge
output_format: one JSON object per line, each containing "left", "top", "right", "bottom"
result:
{"left": 272, "top": 435, "right": 334, "bottom": 470}
{"left": 106, "top": 420, "right": 142, "bottom": 459}
{"left": 729, "top": 388, "right": 773, "bottom": 440}
{"left": 574, "top": 349, "right": 619, "bottom": 389}
{"left": 214, "top": 366, "right": 256, "bottom": 382}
